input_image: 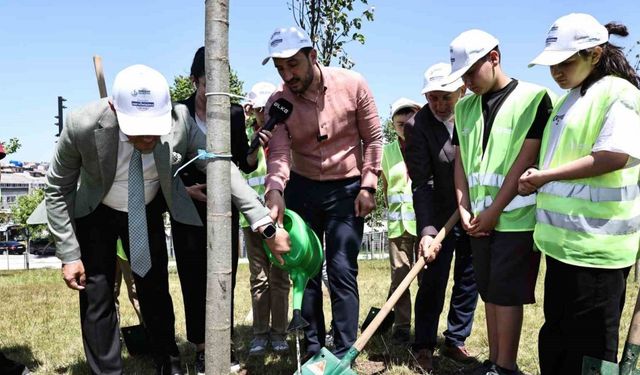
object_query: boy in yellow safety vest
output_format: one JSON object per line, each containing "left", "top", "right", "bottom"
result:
{"left": 522, "top": 13, "right": 640, "bottom": 374}
{"left": 381, "top": 98, "right": 421, "bottom": 344}
{"left": 446, "top": 29, "right": 555, "bottom": 375}
{"left": 241, "top": 82, "right": 291, "bottom": 357}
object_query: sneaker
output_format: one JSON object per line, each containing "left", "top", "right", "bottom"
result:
{"left": 230, "top": 348, "right": 240, "bottom": 373}
{"left": 155, "top": 355, "right": 183, "bottom": 375}
{"left": 248, "top": 336, "right": 269, "bottom": 356}
{"left": 491, "top": 365, "right": 524, "bottom": 375}
{"left": 194, "top": 350, "right": 205, "bottom": 375}
{"left": 413, "top": 348, "right": 433, "bottom": 372}
{"left": 440, "top": 344, "right": 474, "bottom": 363}
{"left": 271, "top": 335, "right": 289, "bottom": 353}
{"left": 470, "top": 360, "right": 496, "bottom": 375}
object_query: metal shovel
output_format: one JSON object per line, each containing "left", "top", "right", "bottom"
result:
{"left": 296, "top": 211, "right": 460, "bottom": 374}
{"left": 582, "top": 282, "right": 640, "bottom": 374}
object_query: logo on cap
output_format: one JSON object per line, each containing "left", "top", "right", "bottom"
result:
{"left": 271, "top": 38, "right": 283, "bottom": 47}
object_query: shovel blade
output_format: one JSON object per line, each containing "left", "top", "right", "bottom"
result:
{"left": 582, "top": 355, "right": 619, "bottom": 375}
{"left": 297, "top": 347, "right": 357, "bottom": 375}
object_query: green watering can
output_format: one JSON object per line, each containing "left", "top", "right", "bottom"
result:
{"left": 263, "top": 209, "right": 324, "bottom": 331}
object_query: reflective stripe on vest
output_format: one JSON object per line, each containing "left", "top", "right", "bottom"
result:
{"left": 537, "top": 209, "right": 640, "bottom": 236}
{"left": 539, "top": 181, "right": 640, "bottom": 202}
{"left": 388, "top": 212, "right": 416, "bottom": 221}
{"left": 456, "top": 81, "right": 554, "bottom": 231}
{"left": 472, "top": 194, "right": 537, "bottom": 214}
{"left": 382, "top": 140, "right": 416, "bottom": 237}
{"left": 247, "top": 176, "right": 266, "bottom": 188}
{"left": 534, "top": 76, "right": 640, "bottom": 268}
{"left": 388, "top": 194, "right": 412, "bottom": 204}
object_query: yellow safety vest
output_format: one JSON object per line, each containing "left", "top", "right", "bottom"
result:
{"left": 382, "top": 140, "right": 416, "bottom": 238}
{"left": 535, "top": 76, "right": 640, "bottom": 268}
{"left": 455, "top": 81, "right": 553, "bottom": 231}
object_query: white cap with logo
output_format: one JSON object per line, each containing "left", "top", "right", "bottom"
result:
{"left": 529, "top": 13, "right": 608, "bottom": 67}
{"left": 246, "top": 82, "right": 277, "bottom": 108}
{"left": 391, "top": 98, "right": 421, "bottom": 118}
{"left": 445, "top": 29, "right": 499, "bottom": 84}
{"left": 262, "top": 26, "right": 313, "bottom": 65}
{"left": 422, "top": 62, "right": 464, "bottom": 94}
{"left": 112, "top": 64, "right": 172, "bottom": 136}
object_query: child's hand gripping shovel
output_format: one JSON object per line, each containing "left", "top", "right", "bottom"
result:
{"left": 296, "top": 211, "right": 460, "bottom": 375}
{"left": 582, "top": 284, "right": 640, "bottom": 375}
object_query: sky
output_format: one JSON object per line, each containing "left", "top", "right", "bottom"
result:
{"left": 1, "top": 0, "right": 639, "bottom": 162}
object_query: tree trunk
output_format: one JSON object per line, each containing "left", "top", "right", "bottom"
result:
{"left": 205, "top": 0, "right": 231, "bottom": 373}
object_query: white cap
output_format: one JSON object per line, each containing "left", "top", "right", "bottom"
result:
{"left": 421, "top": 62, "right": 464, "bottom": 94}
{"left": 391, "top": 97, "right": 421, "bottom": 118}
{"left": 445, "top": 29, "right": 499, "bottom": 84}
{"left": 112, "top": 64, "right": 171, "bottom": 136}
{"left": 529, "top": 13, "right": 608, "bottom": 67}
{"left": 246, "top": 82, "right": 277, "bottom": 108}
{"left": 261, "top": 26, "right": 313, "bottom": 65}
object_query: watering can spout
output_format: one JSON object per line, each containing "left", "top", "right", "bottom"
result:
{"left": 288, "top": 309, "right": 309, "bottom": 332}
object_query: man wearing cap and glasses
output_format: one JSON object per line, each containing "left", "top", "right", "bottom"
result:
{"left": 404, "top": 63, "right": 478, "bottom": 372}
{"left": 44, "top": 64, "right": 290, "bottom": 375}
{"left": 261, "top": 26, "right": 382, "bottom": 360}
{"left": 446, "top": 30, "right": 555, "bottom": 375}
{"left": 240, "top": 81, "right": 291, "bottom": 358}
{"left": 381, "top": 97, "right": 421, "bottom": 346}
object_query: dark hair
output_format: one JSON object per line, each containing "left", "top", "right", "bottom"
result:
{"left": 190, "top": 46, "right": 205, "bottom": 80}
{"left": 580, "top": 23, "right": 640, "bottom": 95}
{"left": 299, "top": 46, "right": 313, "bottom": 58}
{"left": 393, "top": 107, "right": 418, "bottom": 118}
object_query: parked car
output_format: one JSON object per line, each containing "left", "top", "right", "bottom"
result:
{"left": 30, "top": 238, "right": 56, "bottom": 257}
{"left": 0, "top": 241, "right": 26, "bottom": 255}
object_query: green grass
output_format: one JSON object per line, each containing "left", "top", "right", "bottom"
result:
{"left": 0, "top": 258, "right": 638, "bottom": 374}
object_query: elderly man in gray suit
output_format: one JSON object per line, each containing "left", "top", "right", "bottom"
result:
{"left": 45, "top": 64, "right": 289, "bottom": 375}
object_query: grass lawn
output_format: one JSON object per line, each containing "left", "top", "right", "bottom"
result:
{"left": 0, "top": 258, "right": 638, "bottom": 374}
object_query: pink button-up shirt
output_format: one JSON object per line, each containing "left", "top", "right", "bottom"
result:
{"left": 264, "top": 65, "right": 382, "bottom": 193}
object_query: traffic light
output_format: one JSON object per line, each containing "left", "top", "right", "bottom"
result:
{"left": 54, "top": 96, "right": 66, "bottom": 137}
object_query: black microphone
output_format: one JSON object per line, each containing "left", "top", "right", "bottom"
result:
{"left": 247, "top": 98, "right": 293, "bottom": 155}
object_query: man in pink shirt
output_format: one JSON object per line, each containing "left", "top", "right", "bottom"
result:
{"left": 262, "top": 26, "right": 382, "bottom": 359}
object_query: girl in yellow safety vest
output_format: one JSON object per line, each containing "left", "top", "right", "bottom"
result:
{"left": 521, "top": 13, "right": 640, "bottom": 374}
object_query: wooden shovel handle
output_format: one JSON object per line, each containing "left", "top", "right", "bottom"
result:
{"left": 93, "top": 55, "right": 108, "bottom": 98}
{"left": 626, "top": 287, "right": 640, "bottom": 345}
{"left": 353, "top": 211, "right": 460, "bottom": 351}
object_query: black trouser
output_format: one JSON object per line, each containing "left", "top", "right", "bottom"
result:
{"left": 539, "top": 256, "right": 630, "bottom": 375}
{"left": 171, "top": 201, "right": 240, "bottom": 345}
{"left": 285, "top": 172, "right": 364, "bottom": 359}
{"left": 75, "top": 194, "right": 177, "bottom": 375}
{"left": 413, "top": 224, "right": 478, "bottom": 350}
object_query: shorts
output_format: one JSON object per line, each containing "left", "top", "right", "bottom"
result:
{"left": 470, "top": 231, "right": 540, "bottom": 306}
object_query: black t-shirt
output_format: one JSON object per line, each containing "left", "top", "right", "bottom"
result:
{"left": 452, "top": 80, "right": 552, "bottom": 152}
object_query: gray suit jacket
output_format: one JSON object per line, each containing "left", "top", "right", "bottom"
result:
{"left": 45, "top": 98, "right": 270, "bottom": 263}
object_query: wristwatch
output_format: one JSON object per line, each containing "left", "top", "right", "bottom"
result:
{"left": 260, "top": 223, "right": 277, "bottom": 240}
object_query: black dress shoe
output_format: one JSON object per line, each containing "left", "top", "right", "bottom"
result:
{"left": 155, "top": 355, "right": 183, "bottom": 375}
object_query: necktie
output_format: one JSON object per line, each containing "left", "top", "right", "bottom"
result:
{"left": 128, "top": 149, "right": 151, "bottom": 277}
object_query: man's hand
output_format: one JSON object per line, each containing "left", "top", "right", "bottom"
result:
{"left": 247, "top": 129, "right": 274, "bottom": 167}
{"left": 263, "top": 227, "right": 291, "bottom": 265}
{"left": 185, "top": 183, "right": 207, "bottom": 202}
{"left": 62, "top": 261, "right": 86, "bottom": 291}
{"left": 265, "top": 190, "right": 285, "bottom": 225}
{"left": 419, "top": 235, "right": 441, "bottom": 266}
{"left": 354, "top": 189, "right": 376, "bottom": 218}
